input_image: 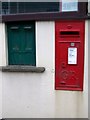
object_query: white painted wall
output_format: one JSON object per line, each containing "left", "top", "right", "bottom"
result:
{"left": 0, "top": 24, "right": 2, "bottom": 119}
{"left": 88, "top": 0, "right": 90, "bottom": 14}
{"left": 0, "top": 23, "right": 6, "bottom": 119}
{"left": 88, "top": 20, "right": 90, "bottom": 119}
{"left": 0, "top": 21, "right": 88, "bottom": 118}
{"left": 0, "top": 71, "right": 2, "bottom": 119}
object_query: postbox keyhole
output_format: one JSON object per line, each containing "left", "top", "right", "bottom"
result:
{"left": 61, "top": 62, "right": 66, "bottom": 68}
{"left": 70, "top": 43, "right": 75, "bottom": 46}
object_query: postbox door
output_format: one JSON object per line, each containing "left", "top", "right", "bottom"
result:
{"left": 55, "top": 21, "right": 85, "bottom": 91}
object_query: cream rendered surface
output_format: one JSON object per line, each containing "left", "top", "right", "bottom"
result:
{"left": 0, "top": 21, "right": 88, "bottom": 118}
{"left": 0, "top": 24, "right": 2, "bottom": 119}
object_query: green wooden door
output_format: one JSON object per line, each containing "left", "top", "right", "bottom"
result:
{"left": 7, "top": 22, "right": 36, "bottom": 65}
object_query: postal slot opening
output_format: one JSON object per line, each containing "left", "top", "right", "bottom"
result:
{"left": 60, "top": 31, "right": 80, "bottom": 36}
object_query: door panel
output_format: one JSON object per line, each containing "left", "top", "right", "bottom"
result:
{"left": 7, "top": 22, "right": 36, "bottom": 65}
{"left": 23, "top": 26, "right": 35, "bottom": 53}
{"left": 56, "top": 42, "right": 81, "bottom": 87}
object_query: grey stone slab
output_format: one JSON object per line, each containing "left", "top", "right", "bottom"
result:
{"left": 1, "top": 65, "right": 45, "bottom": 73}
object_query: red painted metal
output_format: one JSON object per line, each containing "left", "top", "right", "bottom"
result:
{"left": 55, "top": 20, "right": 85, "bottom": 91}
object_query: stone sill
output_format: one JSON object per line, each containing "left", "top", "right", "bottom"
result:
{"left": 1, "top": 65, "right": 45, "bottom": 73}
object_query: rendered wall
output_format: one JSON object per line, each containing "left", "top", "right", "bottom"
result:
{"left": 0, "top": 21, "right": 88, "bottom": 118}
{"left": 0, "top": 24, "right": 3, "bottom": 119}
{"left": 88, "top": 0, "right": 90, "bottom": 14}
{"left": 88, "top": 20, "right": 90, "bottom": 119}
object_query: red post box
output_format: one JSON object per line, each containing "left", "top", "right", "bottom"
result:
{"left": 55, "top": 21, "right": 85, "bottom": 91}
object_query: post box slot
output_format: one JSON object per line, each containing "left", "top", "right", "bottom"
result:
{"left": 60, "top": 31, "right": 80, "bottom": 37}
